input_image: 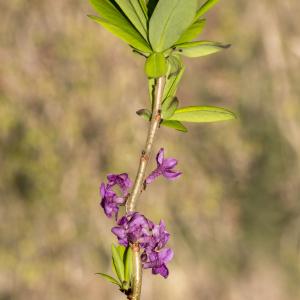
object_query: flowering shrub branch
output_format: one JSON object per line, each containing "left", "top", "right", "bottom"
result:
{"left": 88, "top": 0, "right": 236, "bottom": 299}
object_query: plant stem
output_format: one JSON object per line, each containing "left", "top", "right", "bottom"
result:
{"left": 125, "top": 76, "right": 165, "bottom": 300}
{"left": 126, "top": 76, "right": 165, "bottom": 213}
{"left": 129, "top": 244, "right": 142, "bottom": 300}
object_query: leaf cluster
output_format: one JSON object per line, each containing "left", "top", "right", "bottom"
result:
{"left": 88, "top": 0, "right": 229, "bottom": 78}
{"left": 96, "top": 245, "right": 133, "bottom": 294}
{"left": 88, "top": 0, "right": 236, "bottom": 132}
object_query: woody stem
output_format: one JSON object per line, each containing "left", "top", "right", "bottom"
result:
{"left": 125, "top": 76, "right": 165, "bottom": 300}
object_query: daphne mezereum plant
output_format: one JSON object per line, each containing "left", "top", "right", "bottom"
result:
{"left": 88, "top": 0, "right": 236, "bottom": 299}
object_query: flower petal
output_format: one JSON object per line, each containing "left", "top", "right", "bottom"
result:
{"left": 111, "top": 227, "right": 126, "bottom": 239}
{"left": 145, "top": 169, "right": 162, "bottom": 184}
{"left": 114, "top": 196, "right": 125, "bottom": 204}
{"left": 152, "top": 264, "right": 169, "bottom": 278}
{"left": 130, "top": 213, "right": 148, "bottom": 228}
{"left": 162, "top": 158, "right": 178, "bottom": 169}
{"left": 100, "top": 183, "right": 106, "bottom": 197}
{"left": 156, "top": 148, "right": 164, "bottom": 165}
{"left": 107, "top": 174, "right": 116, "bottom": 182}
{"left": 117, "top": 215, "right": 128, "bottom": 226}
{"left": 102, "top": 202, "right": 114, "bottom": 218}
{"left": 162, "top": 170, "right": 182, "bottom": 180}
{"left": 159, "top": 248, "right": 174, "bottom": 264}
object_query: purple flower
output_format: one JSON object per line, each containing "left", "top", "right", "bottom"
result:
{"left": 111, "top": 212, "right": 152, "bottom": 246}
{"left": 146, "top": 148, "right": 181, "bottom": 184}
{"left": 107, "top": 173, "right": 132, "bottom": 196}
{"left": 141, "top": 248, "right": 174, "bottom": 278}
{"left": 100, "top": 183, "right": 124, "bottom": 219}
{"left": 112, "top": 212, "right": 173, "bottom": 278}
{"left": 100, "top": 173, "right": 132, "bottom": 219}
{"left": 142, "top": 221, "right": 170, "bottom": 251}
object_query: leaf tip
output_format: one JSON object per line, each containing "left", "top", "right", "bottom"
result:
{"left": 231, "top": 111, "right": 238, "bottom": 119}
{"left": 222, "top": 44, "right": 231, "bottom": 49}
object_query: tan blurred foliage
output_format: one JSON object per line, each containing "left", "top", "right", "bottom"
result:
{"left": 1, "top": 0, "right": 300, "bottom": 299}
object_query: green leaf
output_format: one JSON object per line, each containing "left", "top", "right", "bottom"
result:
{"left": 124, "top": 247, "right": 133, "bottom": 289}
{"left": 136, "top": 108, "right": 151, "bottom": 120}
{"left": 96, "top": 273, "right": 121, "bottom": 286}
{"left": 195, "top": 0, "right": 220, "bottom": 20}
{"left": 145, "top": 52, "right": 168, "bottom": 78}
{"left": 111, "top": 244, "right": 125, "bottom": 284}
{"left": 167, "top": 55, "right": 182, "bottom": 78}
{"left": 176, "top": 19, "right": 206, "bottom": 44}
{"left": 89, "top": 0, "right": 119, "bottom": 20}
{"left": 115, "top": 245, "right": 132, "bottom": 291}
{"left": 168, "top": 106, "right": 237, "bottom": 123}
{"left": 161, "top": 120, "right": 188, "bottom": 132}
{"left": 174, "top": 41, "right": 230, "bottom": 58}
{"left": 88, "top": 0, "right": 151, "bottom": 53}
{"left": 138, "top": 0, "right": 148, "bottom": 17}
{"left": 88, "top": 15, "right": 151, "bottom": 53}
{"left": 115, "top": 0, "right": 148, "bottom": 39}
{"left": 132, "top": 0, "right": 148, "bottom": 20}
{"left": 149, "top": 0, "right": 197, "bottom": 51}
{"left": 163, "top": 65, "right": 185, "bottom": 100}
{"left": 116, "top": 245, "right": 126, "bottom": 260}
{"left": 162, "top": 97, "right": 179, "bottom": 119}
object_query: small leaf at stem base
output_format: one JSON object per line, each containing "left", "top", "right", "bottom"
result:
{"left": 111, "top": 244, "right": 125, "bottom": 284}
{"left": 161, "top": 120, "right": 188, "bottom": 132}
{"left": 96, "top": 273, "right": 121, "bottom": 287}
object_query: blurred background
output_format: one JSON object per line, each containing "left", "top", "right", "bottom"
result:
{"left": 1, "top": 0, "right": 300, "bottom": 299}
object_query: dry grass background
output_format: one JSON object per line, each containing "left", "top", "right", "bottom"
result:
{"left": 1, "top": 0, "right": 300, "bottom": 299}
